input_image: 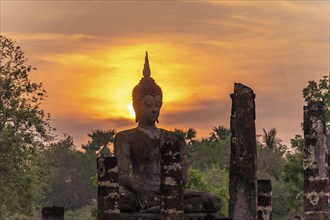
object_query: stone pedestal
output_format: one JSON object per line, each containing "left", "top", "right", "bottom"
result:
{"left": 257, "top": 180, "right": 272, "bottom": 220}
{"left": 41, "top": 207, "right": 64, "bottom": 220}
{"left": 303, "top": 101, "right": 330, "bottom": 220}
{"left": 97, "top": 156, "right": 120, "bottom": 220}
{"left": 120, "top": 212, "right": 217, "bottom": 220}
{"left": 160, "top": 136, "right": 184, "bottom": 220}
{"left": 229, "top": 83, "right": 257, "bottom": 220}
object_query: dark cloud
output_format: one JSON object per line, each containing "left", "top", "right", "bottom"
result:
{"left": 162, "top": 98, "right": 231, "bottom": 125}
{"left": 2, "top": 1, "right": 232, "bottom": 37}
{"left": 51, "top": 116, "right": 135, "bottom": 147}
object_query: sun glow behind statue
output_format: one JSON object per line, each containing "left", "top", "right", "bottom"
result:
{"left": 94, "top": 45, "right": 196, "bottom": 122}
{"left": 128, "top": 102, "right": 135, "bottom": 119}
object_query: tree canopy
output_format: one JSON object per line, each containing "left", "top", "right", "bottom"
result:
{"left": 303, "top": 75, "right": 330, "bottom": 132}
{"left": 0, "top": 35, "right": 54, "bottom": 216}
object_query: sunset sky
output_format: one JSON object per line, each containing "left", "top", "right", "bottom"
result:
{"left": 1, "top": 1, "right": 329, "bottom": 147}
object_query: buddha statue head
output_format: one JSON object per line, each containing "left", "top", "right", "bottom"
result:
{"left": 132, "top": 52, "right": 163, "bottom": 124}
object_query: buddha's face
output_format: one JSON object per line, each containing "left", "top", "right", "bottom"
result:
{"left": 138, "top": 95, "right": 162, "bottom": 125}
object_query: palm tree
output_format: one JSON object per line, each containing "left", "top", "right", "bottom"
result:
{"left": 82, "top": 129, "right": 116, "bottom": 155}
{"left": 173, "top": 128, "right": 197, "bottom": 145}
{"left": 186, "top": 128, "right": 197, "bottom": 144}
{"left": 210, "top": 126, "right": 231, "bottom": 142}
{"left": 262, "top": 128, "right": 278, "bottom": 150}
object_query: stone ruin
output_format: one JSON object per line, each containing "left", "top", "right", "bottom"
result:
{"left": 43, "top": 54, "right": 330, "bottom": 220}
{"left": 229, "top": 83, "right": 257, "bottom": 220}
{"left": 303, "top": 101, "right": 330, "bottom": 219}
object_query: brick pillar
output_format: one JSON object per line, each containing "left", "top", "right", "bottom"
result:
{"left": 303, "top": 101, "right": 330, "bottom": 220}
{"left": 229, "top": 83, "right": 257, "bottom": 220}
{"left": 257, "top": 180, "right": 272, "bottom": 220}
{"left": 97, "top": 157, "right": 120, "bottom": 220}
{"left": 160, "top": 135, "right": 184, "bottom": 220}
{"left": 328, "top": 154, "right": 330, "bottom": 181}
{"left": 42, "top": 207, "right": 64, "bottom": 220}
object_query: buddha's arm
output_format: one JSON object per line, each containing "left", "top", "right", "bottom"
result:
{"left": 114, "top": 132, "right": 154, "bottom": 194}
{"left": 114, "top": 132, "right": 134, "bottom": 190}
{"left": 114, "top": 132, "right": 155, "bottom": 209}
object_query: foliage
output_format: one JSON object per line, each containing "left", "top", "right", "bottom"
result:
{"left": 0, "top": 35, "right": 53, "bottom": 164}
{"left": 186, "top": 168, "right": 211, "bottom": 192}
{"left": 289, "top": 135, "right": 304, "bottom": 154}
{"left": 209, "top": 126, "right": 231, "bottom": 142}
{"left": 186, "top": 126, "right": 230, "bottom": 217}
{"left": 0, "top": 35, "right": 53, "bottom": 217}
{"left": 303, "top": 75, "right": 329, "bottom": 105}
{"left": 282, "top": 136, "right": 304, "bottom": 215}
{"left": 257, "top": 144, "right": 283, "bottom": 181}
{"left": 173, "top": 128, "right": 197, "bottom": 145}
{"left": 203, "top": 166, "right": 229, "bottom": 216}
{"left": 302, "top": 75, "right": 330, "bottom": 133}
{"left": 188, "top": 130, "right": 230, "bottom": 171}
{"left": 302, "top": 75, "right": 330, "bottom": 148}
{"left": 42, "top": 136, "right": 97, "bottom": 210}
{"left": 186, "top": 167, "right": 229, "bottom": 218}
{"left": 82, "top": 129, "right": 116, "bottom": 155}
{"left": 262, "top": 128, "right": 278, "bottom": 150}
{"left": 258, "top": 134, "right": 303, "bottom": 219}
{"left": 258, "top": 127, "right": 286, "bottom": 182}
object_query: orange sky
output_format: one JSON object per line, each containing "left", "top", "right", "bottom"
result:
{"left": 1, "top": 1, "right": 329, "bottom": 147}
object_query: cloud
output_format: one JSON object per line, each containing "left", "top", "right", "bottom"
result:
{"left": 52, "top": 116, "right": 135, "bottom": 147}
{"left": 1, "top": 1, "right": 328, "bottom": 146}
{"left": 162, "top": 98, "right": 230, "bottom": 124}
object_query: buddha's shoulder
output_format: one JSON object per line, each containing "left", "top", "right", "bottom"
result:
{"left": 115, "top": 128, "right": 139, "bottom": 140}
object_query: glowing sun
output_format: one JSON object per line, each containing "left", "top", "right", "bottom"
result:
{"left": 128, "top": 102, "right": 136, "bottom": 119}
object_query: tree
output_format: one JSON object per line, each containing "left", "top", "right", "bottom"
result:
{"left": 43, "top": 135, "right": 97, "bottom": 210}
{"left": 188, "top": 126, "right": 231, "bottom": 171}
{"left": 278, "top": 135, "right": 304, "bottom": 218}
{"left": 257, "top": 144, "right": 283, "bottom": 181}
{"left": 82, "top": 129, "right": 116, "bottom": 155}
{"left": 303, "top": 75, "right": 330, "bottom": 132}
{"left": 262, "top": 128, "right": 278, "bottom": 150}
{"left": 261, "top": 128, "right": 288, "bottom": 154}
{"left": 173, "top": 128, "right": 197, "bottom": 145}
{"left": 186, "top": 128, "right": 197, "bottom": 144}
{"left": 302, "top": 75, "right": 330, "bottom": 150}
{"left": 209, "top": 126, "right": 231, "bottom": 142}
{"left": 0, "top": 35, "right": 53, "bottom": 216}
{"left": 303, "top": 75, "right": 329, "bottom": 105}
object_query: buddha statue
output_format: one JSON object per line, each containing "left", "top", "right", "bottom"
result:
{"left": 114, "top": 52, "right": 221, "bottom": 213}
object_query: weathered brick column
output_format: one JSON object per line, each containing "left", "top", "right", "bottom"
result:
{"left": 229, "top": 83, "right": 257, "bottom": 220}
{"left": 303, "top": 101, "right": 330, "bottom": 220}
{"left": 42, "top": 207, "right": 64, "bottom": 220}
{"left": 97, "top": 157, "right": 120, "bottom": 220}
{"left": 328, "top": 154, "right": 330, "bottom": 181}
{"left": 160, "top": 136, "right": 184, "bottom": 220}
{"left": 257, "top": 180, "right": 272, "bottom": 220}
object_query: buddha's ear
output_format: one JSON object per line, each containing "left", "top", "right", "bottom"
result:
{"left": 157, "top": 102, "right": 163, "bottom": 123}
{"left": 135, "top": 109, "right": 139, "bottom": 123}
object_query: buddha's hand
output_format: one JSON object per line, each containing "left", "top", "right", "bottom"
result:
{"left": 131, "top": 180, "right": 159, "bottom": 210}
{"left": 130, "top": 181, "right": 147, "bottom": 209}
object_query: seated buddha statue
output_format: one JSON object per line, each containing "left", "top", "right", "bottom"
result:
{"left": 114, "top": 52, "right": 221, "bottom": 213}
